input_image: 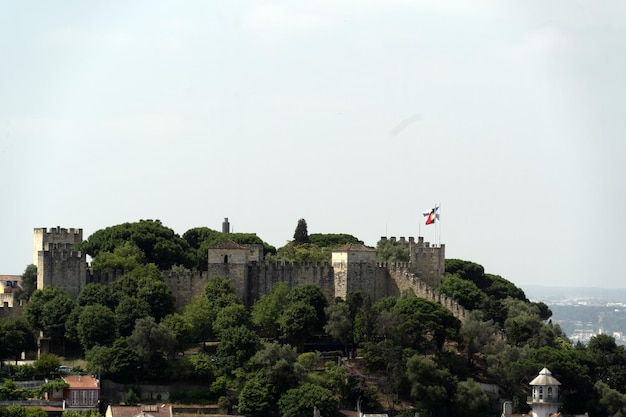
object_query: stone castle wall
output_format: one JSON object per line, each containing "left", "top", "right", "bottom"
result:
{"left": 247, "top": 261, "right": 336, "bottom": 306}
{"left": 387, "top": 264, "right": 467, "bottom": 320}
{"left": 37, "top": 243, "right": 87, "bottom": 299}
{"left": 162, "top": 270, "right": 210, "bottom": 312}
{"left": 31, "top": 228, "right": 463, "bottom": 320}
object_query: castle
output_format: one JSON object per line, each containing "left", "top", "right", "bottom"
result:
{"left": 31, "top": 225, "right": 467, "bottom": 320}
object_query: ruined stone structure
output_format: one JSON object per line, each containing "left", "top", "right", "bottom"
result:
{"left": 31, "top": 227, "right": 467, "bottom": 321}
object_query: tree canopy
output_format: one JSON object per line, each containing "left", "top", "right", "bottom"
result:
{"left": 76, "top": 219, "right": 193, "bottom": 270}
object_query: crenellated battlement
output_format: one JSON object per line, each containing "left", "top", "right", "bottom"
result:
{"left": 261, "top": 261, "right": 332, "bottom": 268}
{"left": 41, "top": 250, "right": 83, "bottom": 259}
{"left": 34, "top": 226, "right": 83, "bottom": 236}
{"left": 32, "top": 226, "right": 462, "bottom": 320}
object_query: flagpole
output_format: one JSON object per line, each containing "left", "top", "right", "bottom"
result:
{"left": 433, "top": 204, "right": 436, "bottom": 245}
{"left": 438, "top": 202, "right": 442, "bottom": 246}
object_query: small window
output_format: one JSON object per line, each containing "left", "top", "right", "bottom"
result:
{"left": 223, "top": 255, "right": 228, "bottom": 264}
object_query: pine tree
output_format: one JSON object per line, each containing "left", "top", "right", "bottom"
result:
{"left": 293, "top": 219, "right": 310, "bottom": 245}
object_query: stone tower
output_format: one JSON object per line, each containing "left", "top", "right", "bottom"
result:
{"left": 380, "top": 236, "right": 445, "bottom": 287}
{"left": 207, "top": 240, "right": 263, "bottom": 305}
{"left": 332, "top": 243, "right": 377, "bottom": 300}
{"left": 527, "top": 367, "right": 561, "bottom": 417}
{"left": 33, "top": 227, "right": 87, "bottom": 299}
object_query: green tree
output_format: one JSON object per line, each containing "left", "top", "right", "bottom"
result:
{"left": 391, "top": 295, "right": 461, "bottom": 353}
{"left": 14, "top": 264, "right": 37, "bottom": 303}
{"left": 238, "top": 377, "right": 272, "bottom": 417}
{"left": 452, "top": 378, "right": 490, "bottom": 417}
{"left": 349, "top": 291, "right": 376, "bottom": 344}
{"left": 595, "top": 381, "right": 626, "bottom": 417}
{"left": 216, "top": 325, "right": 260, "bottom": 374}
{"left": 161, "top": 313, "right": 192, "bottom": 354}
{"left": 129, "top": 317, "right": 177, "bottom": 361}
{"left": 76, "top": 219, "right": 193, "bottom": 270}
{"left": 360, "top": 339, "right": 404, "bottom": 408}
{"left": 183, "top": 295, "right": 215, "bottom": 344}
{"left": 0, "top": 318, "right": 36, "bottom": 365}
{"left": 90, "top": 241, "right": 145, "bottom": 271}
{"left": 25, "top": 287, "right": 75, "bottom": 345}
{"left": 249, "top": 342, "right": 303, "bottom": 399}
{"left": 251, "top": 282, "right": 290, "bottom": 338}
{"left": 136, "top": 275, "right": 175, "bottom": 321}
{"left": 293, "top": 219, "right": 310, "bottom": 245}
{"left": 482, "top": 273, "right": 526, "bottom": 301}
{"left": 107, "top": 338, "right": 140, "bottom": 382}
{"left": 76, "top": 283, "right": 115, "bottom": 308}
{"left": 279, "top": 301, "right": 317, "bottom": 349}
{"left": 287, "top": 283, "right": 328, "bottom": 332}
{"left": 438, "top": 273, "right": 487, "bottom": 310}
{"left": 375, "top": 238, "right": 409, "bottom": 263}
{"left": 278, "top": 383, "right": 338, "bottom": 417}
{"left": 124, "top": 388, "right": 140, "bottom": 406}
{"left": 406, "top": 355, "right": 457, "bottom": 415}
{"left": 182, "top": 227, "right": 223, "bottom": 270}
{"left": 113, "top": 264, "right": 175, "bottom": 321}
{"left": 77, "top": 304, "right": 117, "bottom": 350}
{"left": 115, "top": 296, "right": 151, "bottom": 337}
{"left": 0, "top": 380, "right": 30, "bottom": 400}
{"left": 309, "top": 233, "right": 361, "bottom": 247}
{"left": 204, "top": 277, "right": 240, "bottom": 308}
{"left": 33, "top": 353, "right": 61, "bottom": 377}
{"left": 213, "top": 304, "right": 250, "bottom": 336}
{"left": 588, "top": 334, "right": 626, "bottom": 392}
{"left": 324, "top": 301, "right": 353, "bottom": 354}
{"left": 459, "top": 311, "right": 498, "bottom": 369}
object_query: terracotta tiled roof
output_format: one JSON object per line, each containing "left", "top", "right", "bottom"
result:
{"left": 332, "top": 243, "right": 375, "bottom": 252}
{"left": 210, "top": 240, "right": 246, "bottom": 249}
{"left": 62, "top": 375, "right": 99, "bottom": 388}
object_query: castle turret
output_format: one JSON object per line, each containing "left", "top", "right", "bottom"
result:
{"left": 34, "top": 227, "right": 87, "bottom": 298}
{"left": 332, "top": 243, "right": 377, "bottom": 300}
{"left": 527, "top": 367, "right": 561, "bottom": 417}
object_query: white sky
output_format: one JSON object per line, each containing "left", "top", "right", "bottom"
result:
{"left": 1, "top": 1, "right": 625, "bottom": 289}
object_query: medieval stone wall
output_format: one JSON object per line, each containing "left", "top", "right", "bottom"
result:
{"left": 387, "top": 265, "right": 467, "bottom": 320}
{"left": 37, "top": 244, "right": 87, "bottom": 299}
{"left": 247, "top": 261, "right": 336, "bottom": 305}
{"left": 162, "top": 270, "right": 209, "bottom": 313}
{"left": 30, "top": 227, "right": 464, "bottom": 321}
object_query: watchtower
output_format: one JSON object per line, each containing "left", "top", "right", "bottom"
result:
{"left": 332, "top": 243, "right": 377, "bottom": 299}
{"left": 33, "top": 227, "right": 87, "bottom": 298}
{"left": 379, "top": 236, "right": 445, "bottom": 287}
{"left": 207, "top": 240, "right": 263, "bottom": 305}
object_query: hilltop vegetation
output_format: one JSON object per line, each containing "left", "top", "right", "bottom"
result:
{"left": 2, "top": 219, "right": 626, "bottom": 416}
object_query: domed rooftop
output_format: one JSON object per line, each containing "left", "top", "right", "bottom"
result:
{"left": 529, "top": 367, "right": 561, "bottom": 386}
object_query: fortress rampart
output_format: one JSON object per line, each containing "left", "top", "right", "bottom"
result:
{"left": 31, "top": 228, "right": 465, "bottom": 320}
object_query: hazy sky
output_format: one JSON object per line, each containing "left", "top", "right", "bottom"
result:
{"left": 1, "top": 1, "right": 624, "bottom": 289}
